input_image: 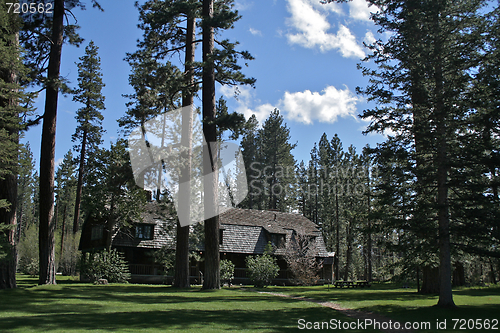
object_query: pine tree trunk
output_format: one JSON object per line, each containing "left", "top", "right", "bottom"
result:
{"left": 106, "top": 196, "right": 115, "bottom": 251}
{"left": 0, "top": 174, "right": 17, "bottom": 289}
{"left": 421, "top": 265, "right": 440, "bottom": 294}
{"left": 489, "top": 259, "right": 496, "bottom": 284}
{"left": 16, "top": 195, "right": 23, "bottom": 245}
{"left": 416, "top": 266, "right": 420, "bottom": 292}
{"left": 60, "top": 204, "right": 67, "bottom": 258}
{"left": 0, "top": 28, "right": 19, "bottom": 290}
{"left": 39, "top": 0, "right": 64, "bottom": 285}
{"left": 344, "top": 218, "right": 352, "bottom": 281}
{"left": 452, "top": 262, "right": 466, "bottom": 287}
{"left": 202, "top": 0, "right": 220, "bottom": 290}
{"left": 73, "top": 128, "right": 87, "bottom": 234}
{"left": 433, "top": 10, "right": 455, "bottom": 307}
{"left": 366, "top": 172, "right": 372, "bottom": 282}
{"left": 334, "top": 189, "right": 339, "bottom": 281}
{"left": 173, "top": 15, "right": 196, "bottom": 289}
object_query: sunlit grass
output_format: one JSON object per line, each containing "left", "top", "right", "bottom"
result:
{"left": 0, "top": 275, "right": 368, "bottom": 333}
{"left": 3, "top": 276, "right": 499, "bottom": 332}
{"left": 264, "top": 283, "right": 500, "bottom": 332}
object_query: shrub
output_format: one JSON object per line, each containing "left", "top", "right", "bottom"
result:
{"left": 22, "top": 257, "right": 39, "bottom": 277}
{"left": 154, "top": 246, "right": 175, "bottom": 276}
{"left": 220, "top": 259, "right": 235, "bottom": 287}
{"left": 58, "top": 232, "right": 81, "bottom": 276}
{"left": 285, "top": 232, "right": 323, "bottom": 286}
{"left": 246, "top": 253, "right": 279, "bottom": 288}
{"left": 80, "top": 249, "right": 131, "bottom": 283}
{"left": 0, "top": 223, "right": 13, "bottom": 262}
{"left": 17, "top": 224, "right": 39, "bottom": 275}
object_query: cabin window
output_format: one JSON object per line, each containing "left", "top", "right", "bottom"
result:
{"left": 219, "top": 229, "right": 223, "bottom": 245}
{"left": 91, "top": 225, "right": 103, "bottom": 240}
{"left": 135, "top": 224, "right": 153, "bottom": 240}
{"left": 271, "top": 234, "right": 285, "bottom": 248}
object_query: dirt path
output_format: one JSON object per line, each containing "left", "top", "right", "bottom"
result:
{"left": 255, "top": 290, "right": 413, "bottom": 333}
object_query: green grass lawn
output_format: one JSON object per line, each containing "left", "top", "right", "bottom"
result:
{"left": 1, "top": 276, "right": 499, "bottom": 332}
{"left": 0, "top": 275, "right": 369, "bottom": 333}
{"left": 263, "top": 283, "right": 500, "bottom": 332}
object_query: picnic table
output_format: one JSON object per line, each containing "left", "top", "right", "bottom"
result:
{"left": 333, "top": 281, "right": 371, "bottom": 288}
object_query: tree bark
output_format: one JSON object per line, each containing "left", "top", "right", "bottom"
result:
{"left": 334, "top": 188, "right": 339, "bottom": 281}
{"left": 106, "top": 195, "right": 115, "bottom": 251}
{"left": 433, "top": 9, "right": 455, "bottom": 308}
{"left": 73, "top": 128, "right": 87, "bottom": 234}
{"left": 0, "top": 27, "right": 19, "bottom": 290}
{"left": 416, "top": 266, "right": 420, "bottom": 292}
{"left": 344, "top": 218, "right": 352, "bottom": 281}
{"left": 202, "top": 0, "right": 220, "bottom": 290}
{"left": 366, "top": 169, "right": 372, "bottom": 282}
{"left": 489, "top": 259, "right": 496, "bottom": 284}
{"left": 60, "top": 204, "right": 67, "bottom": 258}
{"left": 452, "top": 262, "right": 466, "bottom": 287}
{"left": 0, "top": 175, "right": 17, "bottom": 289}
{"left": 39, "top": 0, "right": 64, "bottom": 285}
{"left": 173, "top": 14, "right": 196, "bottom": 289}
{"left": 421, "top": 265, "right": 440, "bottom": 294}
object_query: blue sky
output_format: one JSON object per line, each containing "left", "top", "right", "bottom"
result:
{"left": 22, "top": 0, "right": 386, "bottom": 170}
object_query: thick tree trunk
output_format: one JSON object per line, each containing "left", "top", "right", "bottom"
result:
{"left": 73, "top": 128, "right": 87, "bottom": 234}
{"left": 452, "top": 262, "right": 466, "bottom": 287}
{"left": 39, "top": 0, "right": 64, "bottom": 285}
{"left": 202, "top": 0, "right": 220, "bottom": 290}
{"left": 0, "top": 28, "right": 19, "bottom": 290}
{"left": 0, "top": 174, "right": 17, "bottom": 289}
{"left": 173, "top": 15, "right": 196, "bottom": 289}
{"left": 421, "top": 265, "right": 440, "bottom": 294}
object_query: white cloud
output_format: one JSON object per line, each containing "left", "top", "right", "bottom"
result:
{"left": 348, "top": 0, "right": 373, "bottom": 22}
{"left": 221, "top": 85, "right": 361, "bottom": 126}
{"left": 234, "top": 0, "right": 253, "bottom": 11}
{"left": 363, "top": 30, "right": 376, "bottom": 45}
{"left": 55, "top": 157, "right": 64, "bottom": 168}
{"left": 249, "top": 27, "right": 262, "bottom": 36}
{"left": 307, "top": 0, "right": 343, "bottom": 14}
{"left": 281, "top": 86, "right": 361, "bottom": 124}
{"left": 220, "top": 86, "right": 276, "bottom": 124}
{"left": 285, "top": 0, "right": 365, "bottom": 58}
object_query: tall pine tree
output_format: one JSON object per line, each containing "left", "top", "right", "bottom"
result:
{"left": 331, "top": 0, "right": 491, "bottom": 306}
{"left": 0, "top": 3, "right": 27, "bottom": 289}
{"left": 72, "top": 41, "right": 105, "bottom": 235}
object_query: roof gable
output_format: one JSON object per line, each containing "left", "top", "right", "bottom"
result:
{"left": 219, "top": 208, "right": 320, "bottom": 235}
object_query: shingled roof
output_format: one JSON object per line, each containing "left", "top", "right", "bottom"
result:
{"left": 218, "top": 208, "right": 330, "bottom": 257}
{"left": 219, "top": 208, "right": 321, "bottom": 235}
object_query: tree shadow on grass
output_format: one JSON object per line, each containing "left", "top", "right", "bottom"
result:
{"left": 356, "top": 303, "right": 500, "bottom": 332}
{"left": 0, "top": 297, "right": 380, "bottom": 333}
{"left": 453, "top": 286, "right": 500, "bottom": 296}
{"left": 260, "top": 287, "right": 437, "bottom": 304}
